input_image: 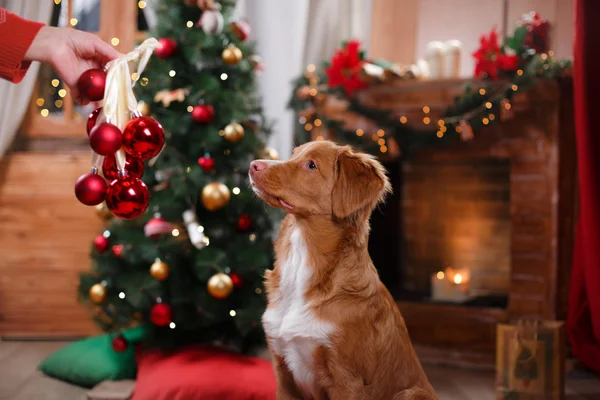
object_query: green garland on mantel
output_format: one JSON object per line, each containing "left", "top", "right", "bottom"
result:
{"left": 288, "top": 22, "right": 572, "bottom": 157}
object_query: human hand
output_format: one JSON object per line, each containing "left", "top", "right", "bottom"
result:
{"left": 25, "top": 26, "right": 123, "bottom": 104}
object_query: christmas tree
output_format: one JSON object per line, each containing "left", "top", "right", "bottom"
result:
{"left": 78, "top": 0, "right": 279, "bottom": 352}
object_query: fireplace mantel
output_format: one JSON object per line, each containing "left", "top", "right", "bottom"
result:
{"left": 311, "top": 78, "right": 577, "bottom": 367}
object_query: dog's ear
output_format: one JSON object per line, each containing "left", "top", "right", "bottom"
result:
{"left": 331, "top": 147, "right": 391, "bottom": 219}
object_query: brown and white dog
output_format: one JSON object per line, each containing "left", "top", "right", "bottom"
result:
{"left": 249, "top": 140, "right": 436, "bottom": 400}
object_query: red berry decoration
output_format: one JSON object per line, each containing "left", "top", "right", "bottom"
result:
{"left": 111, "top": 335, "right": 128, "bottom": 353}
{"left": 105, "top": 176, "right": 150, "bottom": 220}
{"left": 191, "top": 105, "right": 215, "bottom": 124}
{"left": 75, "top": 173, "right": 107, "bottom": 206}
{"left": 231, "top": 20, "right": 250, "bottom": 41}
{"left": 93, "top": 235, "right": 109, "bottom": 252}
{"left": 237, "top": 213, "right": 252, "bottom": 232}
{"left": 77, "top": 68, "right": 107, "bottom": 102}
{"left": 150, "top": 303, "right": 172, "bottom": 326}
{"left": 89, "top": 122, "right": 123, "bottom": 156}
{"left": 112, "top": 244, "right": 124, "bottom": 257}
{"left": 198, "top": 155, "right": 215, "bottom": 173}
{"left": 87, "top": 107, "right": 103, "bottom": 136}
{"left": 102, "top": 154, "right": 145, "bottom": 181}
{"left": 144, "top": 216, "right": 173, "bottom": 239}
{"left": 229, "top": 272, "right": 244, "bottom": 289}
{"left": 122, "top": 117, "right": 165, "bottom": 160}
{"left": 155, "top": 38, "right": 177, "bottom": 59}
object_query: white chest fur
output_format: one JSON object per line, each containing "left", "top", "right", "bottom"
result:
{"left": 262, "top": 227, "right": 335, "bottom": 398}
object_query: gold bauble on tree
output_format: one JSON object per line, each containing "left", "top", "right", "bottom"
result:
{"left": 95, "top": 202, "right": 113, "bottom": 221}
{"left": 136, "top": 101, "right": 151, "bottom": 116}
{"left": 150, "top": 259, "right": 170, "bottom": 281}
{"left": 261, "top": 147, "right": 279, "bottom": 160}
{"left": 89, "top": 283, "right": 107, "bottom": 304}
{"left": 207, "top": 272, "right": 234, "bottom": 299}
{"left": 222, "top": 45, "right": 243, "bottom": 65}
{"left": 223, "top": 122, "right": 244, "bottom": 143}
{"left": 201, "top": 182, "right": 231, "bottom": 211}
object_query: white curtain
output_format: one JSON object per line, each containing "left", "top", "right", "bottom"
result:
{"left": 0, "top": 0, "right": 54, "bottom": 160}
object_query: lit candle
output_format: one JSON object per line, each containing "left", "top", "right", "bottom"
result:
{"left": 431, "top": 266, "right": 471, "bottom": 302}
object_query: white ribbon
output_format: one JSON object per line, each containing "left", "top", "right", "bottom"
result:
{"left": 100, "top": 38, "right": 161, "bottom": 171}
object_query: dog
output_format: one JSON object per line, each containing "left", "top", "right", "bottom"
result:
{"left": 249, "top": 140, "right": 436, "bottom": 400}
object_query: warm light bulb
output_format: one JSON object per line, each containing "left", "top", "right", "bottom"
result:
{"left": 380, "top": 145, "right": 387, "bottom": 153}
{"left": 479, "top": 88, "right": 486, "bottom": 95}
{"left": 36, "top": 98, "right": 44, "bottom": 107}
{"left": 186, "top": 21, "right": 193, "bottom": 28}
{"left": 169, "top": 70, "right": 176, "bottom": 77}
{"left": 119, "top": 292, "right": 126, "bottom": 299}
{"left": 172, "top": 228, "right": 180, "bottom": 237}
{"left": 436, "top": 271, "right": 445, "bottom": 280}
{"left": 306, "top": 64, "right": 316, "bottom": 72}
{"left": 69, "top": 18, "right": 78, "bottom": 26}
{"left": 423, "top": 117, "right": 431, "bottom": 124}
{"left": 111, "top": 37, "right": 120, "bottom": 46}
{"left": 51, "top": 79, "right": 60, "bottom": 88}
{"left": 138, "top": 1, "right": 147, "bottom": 9}
{"left": 220, "top": 73, "right": 228, "bottom": 80}
{"left": 41, "top": 109, "right": 49, "bottom": 117}
{"left": 356, "top": 128, "right": 364, "bottom": 136}
{"left": 169, "top": 322, "right": 176, "bottom": 329}
{"left": 454, "top": 274, "right": 463, "bottom": 284}
{"left": 314, "top": 119, "right": 322, "bottom": 127}
{"left": 230, "top": 310, "right": 237, "bottom": 317}
{"left": 399, "top": 116, "right": 407, "bottom": 124}
{"left": 58, "top": 89, "right": 67, "bottom": 98}
{"left": 232, "top": 187, "right": 241, "bottom": 195}
{"left": 422, "top": 106, "right": 430, "bottom": 114}
{"left": 316, "top": 135, "right": 324, "bottom": 141}
{"left": 485, "top": 102, "right": 492, "bottom": 109}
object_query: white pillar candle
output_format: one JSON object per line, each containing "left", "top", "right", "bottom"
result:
{"left": 444, "top": 40, "right": 462, "bottom": 78}
{"left": 425, "top": 41, "right": 446, "bottom": 79}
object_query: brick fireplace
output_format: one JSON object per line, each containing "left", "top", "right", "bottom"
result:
{"left": 314, "top": 78, "right": 577, "bottom": 367}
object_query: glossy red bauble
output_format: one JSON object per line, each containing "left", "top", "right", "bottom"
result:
{"left": 229, "top": 272, "right": 244, "bottom": 289}
{"left": 105, "top": 176, "right": 150, "bottom": 220}
{"left": 89, "top": 123, "right": 123, "bottom": 156}
{"left": 144, "top": 216, "right": 173, "bottom": 239}
{"left": 191, "top": 105, "right": 215, "bottom": 124}
{"left": 102, "top": 154, "right": 145, "bottom": 181}
{"left": 111, "top": 335, "right": 128, "bottom": 353}
{"left": 112, "top": 244, "right": 124, "bottom": 257}
{"left": 231, "top": 20, "right": 250, "bottom": 41}
{"left": 155, "top": 38, "right": 177, "bottom": 59}
{"left": 122, "top": 117, "right": 165, "bottom": 160}
{"left": 150, "top": 303, "right": 172, "bottom": 326}
{"left": 75, "top": 173, "right": 107, "bottom": 206}
{"left": 237, "top": 213, "right": 252, "bottom": 232}
{"left": 93, "top": 235, "right": 109, "bottom": 252}
{"left": 77, "top": 68, "right": 106, "bottom": 102}
{"left": 198, "top": 155, "right": 215, "bottom": 173}
{"left": 86, "top": 107, "right": 103, "bottom": 136}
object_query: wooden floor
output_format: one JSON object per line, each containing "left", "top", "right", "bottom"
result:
{"left": 0, "top": 341, "right": 598, "bottom": 399}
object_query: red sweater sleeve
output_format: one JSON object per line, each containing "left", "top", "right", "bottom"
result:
{"left": 0, "top": 8, "right": 44, "bottom": 83}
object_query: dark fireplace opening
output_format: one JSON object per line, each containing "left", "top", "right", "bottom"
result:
{"left": 369, "top": 158, "right": 511, "bottom": 309}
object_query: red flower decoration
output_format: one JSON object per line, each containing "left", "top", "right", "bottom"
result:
{"left": 325, "top": 40, "right": 367, "bottom": 97}
{"left": 472, "top": 29, "right": 519, "bottom": 79}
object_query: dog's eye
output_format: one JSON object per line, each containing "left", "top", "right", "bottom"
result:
{"left": 307, "top": 161, "right": 317, "bottom": 170}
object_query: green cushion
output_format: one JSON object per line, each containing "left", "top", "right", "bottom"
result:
{"left": 38, "top": 326, "right": 147, "bottom": 388}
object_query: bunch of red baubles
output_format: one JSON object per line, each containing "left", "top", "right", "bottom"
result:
{"left": 74, "top": 68, "right": 165, "bottom": 220}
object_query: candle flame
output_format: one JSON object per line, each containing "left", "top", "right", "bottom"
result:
{"left": 453, "top": 273, "right": 463, "bottom": 284}
{"left": 436, "top": 271, "right": 445, "bottom": 280}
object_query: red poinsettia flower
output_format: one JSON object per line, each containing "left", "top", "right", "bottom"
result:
{"left": 472, "top": 29, "right": 519, "bottom": 79}
{"left": 325, "top": 40, "right": 367, "bottom": 97}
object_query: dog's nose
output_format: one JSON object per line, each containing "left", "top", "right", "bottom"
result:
{"left": 250, "top": 160, "right": 268, "bottom": 175}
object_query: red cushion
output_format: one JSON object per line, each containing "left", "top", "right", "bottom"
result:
{"left": 133, "top": 345, "right": 277, "bottom": 400}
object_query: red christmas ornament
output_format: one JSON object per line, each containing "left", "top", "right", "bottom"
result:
{"left": 325, "top": 40, "right": 367, "bottom": 97}
{"left": 93, "top": 235, "right": 109, "bottom": 252}
{"left": 237, "top": 213, "right": 252, "bottom": 232}
{"left": 105, "top": 176, "right": 150, "bottom": 220}
{"left": 87, "top": 107, "right": 103, "bottom": 136}
{"left": 89, "top": 123, "right": 123, "bottom": 156}
{"left": 198, "top": 155, "right": 215, "bottom": 172}
{"left": 122, "top": 117, "right": 165, "bottom": 160}
{"left": 155, "top": 38, "right": 178, "bottom": 59}
{"left": 102, "top": 154, "right": 145, "bottom": 181}
{"left": 112, "top": 244, "right": 124, "bottom": 257}
{"left": 75, "top": 173, "right": 107, "bottom": 206}
{"left": 229, "top": 272, "right": 244, "bottom": 289}
{"left": 472, "top": 29, "right": 519, "bottom": 79}
{"left": 150, "top": 303, "right": 172, "bottom": 326}
{"left": 520, "top": 12, "right": 551, "bottom": 54}
{"left": 77, "top": 68, "right": 107, "bottom": 102}
{"left": 144, "top": 216, "right": 173, "bottom": 239}
{"left": 231, "top": 20, "right": 250, "bottom": 41}
{"left": 111, "top": 335, "right": 128, "bottom": 353}
{"left": 191, "top": 105, "right": 215, "bottom": 124}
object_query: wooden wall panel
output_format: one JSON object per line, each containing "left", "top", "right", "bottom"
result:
{"left": 0, "top": 153, "right": 100, "bottom": 337}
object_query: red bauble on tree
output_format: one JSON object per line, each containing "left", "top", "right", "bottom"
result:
{"left": 150, "top": 303, "right": 172, "bottom": 326}
{"left": 86, "top": 107, "right": 103, "bottom": 136}
{"left": 191, "top": 104, "right": 215, "bottom": 124}
{"left": 144, "top": 216, "right": 174, "bottom": 239}
{"left": 155, "top": 38, "right": 177, "bottom": 59}
{"left": 231, "top": 20, "right": 250, "bottom": 41}
{"left": 237, "top": 213, "right": 252, "bottom": 232}
{"left": 89, "top": 123, "right": 123, "bottom": 156}
{"left": 111, "top": 335, "right": 128, "bottom": 353}
{"left": 93, "top": 235, "right": 109, "bottom": 252}
{"left": 198, "top": 154, "right": 215, "bottom": 173}
{"left": 112, "top": 244, "right": 124, "bottom": 257}
{"left": 75, "top": 173, "right": 107, "bottom": 206}
{"left": 102, "top": 154, "right": 145, "bottom": 181}
{"left": 229, "top": 272, "right": 244, "bottom": 289}
{"left": 105, "top": 176, "right": 150, "bottom": 220}
{"left": 77, "top": 68, "right": 107, "bottom": 102}
{"left": 122, "top": 117, "right": 165, "bottom": 160}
